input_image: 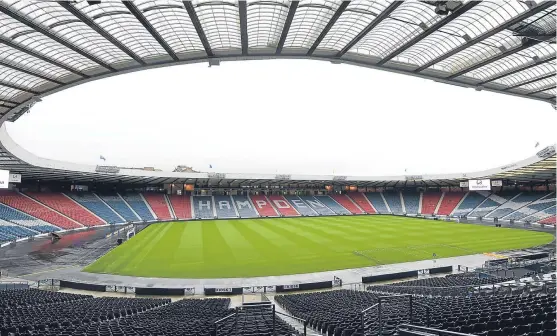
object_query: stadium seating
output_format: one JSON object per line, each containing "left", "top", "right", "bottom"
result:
{"left": 421, "top": 192, "right": 442, "bottom": 215}
{"left": 97, "top": 194, "right": 139, "bottom": 222}
{"left": 284, "top": 196, "right": 317, "bottom": 216}
{"left": 120, "top": 193, "right": 155, "bottom": 221}
{"left": 347, "top": 192, "right": 376, "bottom": 214}
{"left": 213, "top": 195, "right": 238, "bottom": 218}
{"left": 486, "top": 192, "right": 548, "bottom": 219}
{"left": 277, "top": 289, "right": 556, "bottom": 336}
{"left": 192, "top": 196, "right": 214, "bottom": 219}
{"left": 100, "top": 298, "right": 230, "bottom": 336}
{"left": 67, "top": 193, "right": 124, "bottom": 224}
{"left": 315, "top": 195, "right": 351, "bottom": 215}
{"left": 299, "top": 196, "right": 335, "bottom": 215}
{"left": 436, "top": 192, "right": 465, "bottom": 216}
{"left": 468, "top": 191, "right": 520, "bottom": 218}
{"left": 267, "top": 195, "right": 299, "bottom": 216}
{"left": 0, "top": 289, "right": 169, "bottom": 335}
{"left": 382, "top": 192, "right": 403, "bottom": 214}
{"left": 539, "top": 215, "right": 556, "bottom": 225}
{"left": 26, "top": 192, "right": 103, "bottom": 227}
{"left": 452, "top": 191, "right": 489, "bottom": 217}
{"left": 504, "top": 193, "right": 556, "bottom": 220}
{"left": 142, "top": 193, "right": 172, "bottom": 220}
{"left": 168, "top": 195, "right": 192, "bottom": 220}
{"left": 402, "top": 192, "right": 420, "bottom": 214}
{"left": 0, "top": 191, "right": 81, "bottom": 230}
{"left": 522, "top": 205, "right": 557, "bottom": 223}
{"left": 231, "top": 195, "right": 259, "bottom": 218}
{"left": 0, "top": 203, "right": 59, "bottom": 233}
{"left": 0, "top": 219, "right": 40, "bottom": 242}
{"left": 365, "top": 192, "right": 388, "bottom": 213}
{"left": 331, "top": 194, "right": 364, "bottom": 214}
{"left": 250, "top": 195, "right": 280, "bottom": 217}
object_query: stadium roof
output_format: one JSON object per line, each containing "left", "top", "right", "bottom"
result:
{"left": 0, "top": 124, "right": 555, "bottom": 186}
{"left": 0, "top": 0, "right": 556, "bottom": 123}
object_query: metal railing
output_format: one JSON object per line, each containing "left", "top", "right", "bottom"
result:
{"left": 397, "top": 324, "right": 475, "bottom": 336}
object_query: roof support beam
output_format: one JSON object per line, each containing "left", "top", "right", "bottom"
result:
{"left": 58, "top": 1, "right": 146, "bottom": 66}
{"left": 0, "top": 80, "right": 39, "bottom": 94}
{"left": 413, "top": 1, "right": 555, "bottom": 72}
{"left": 447, "top": 39, "right": 540, "bottom": 79}
{"left": 123, "top": 1, "right": 179, "bottom": 61}
{"left": 308, "top": 1, "right": 350, "bottom": 56}
{"left": 0, "top": 59, "right": 64, "bottom": 85}
{"left": 528, "top": 84, "right": 556, "bottom": 95}
{"left": 0, "top": 37, "right": 87, "bottom": 78}
{"left": 276, "top": 1, "right": 298, "bottom": 54}
{"left": 504, "top": 73, "right": 555, "bottom": 91}
{"left": 478, "top": 55, "right": 556, "bottom": 85}
{"left": 337, "top": 1, "right": 402, "bottom": 58}
{"left": 239, "top": 1, "right": 248, "bottom": 55}
{"left": 378, "top": 1, "right": 478, "bottom": 65}
{"left": 0, "top": 4, "right": 115, "bottom": 71}
{"left": 183, "top": 1, "right": 214, "bottom": 57}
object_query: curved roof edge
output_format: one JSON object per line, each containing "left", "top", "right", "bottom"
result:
{"left": 0, "top": 124, "right": 554, "bottom": 186}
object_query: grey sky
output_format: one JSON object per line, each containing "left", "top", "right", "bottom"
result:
{"left": 7, "top": 59, "right": 557, "bottom": 176}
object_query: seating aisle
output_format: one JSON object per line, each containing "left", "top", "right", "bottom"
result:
{"left": 26, "top": 192, "right": 103, "bottom": 227}
{"left": 268, "top": 195, "right": 299, "bottom": 216}
{"left": 452, "top": 191, "right": 488, "bottom": 217}
{"left": 67, "top": 193, "right": 123, "bottom": 224}
{"left": 315, "top": 195, "right": 351, "bottom": 215}
{"left": 0, "top": 203, "right": 59, "bottom": 233}
{"left": 97, "top": 194, "right": 139, "bottom": 222}
{"left": 299, "top": 196, "right": 335, "bottom": 215}
{"left": 142, "top": 193, "right": 172, "bottom": 220}
{"left": 347, "top": 193, "right": 376, "bottom": 214}
{"left": 168, "top": 195, "right": 192, "bottom": 220}
{"left": 331, "top": 194, "right": 364, "bottom": 214}
{"left": 284, "top": 196, "right": 317, "bottom": 216}
{"left": 249, "top": 195, "right": 279, "bottom": 217}
{"left": 121, "top": 194, "right": 155, "bottom": 221}
{"left": 0, "top": 192, "right": 81, "bottom": 229}
{"left": 436, "top": 192, "right": 465, "bottom": 216}
{"left": 365, "top": 193, "right": 388, "bottom": 213}
{"left": 421, "top": 192, "right": 442, "bottom": 215}
{"left": 213, "top": 195, "right": 237, "bottom": 218}
{"left": 231, "top": 195, "right": 259, "bottom": 218}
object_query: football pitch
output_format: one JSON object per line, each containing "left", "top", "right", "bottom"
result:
{"left": 84, "top": 216, "right": 553, "bottom": 278}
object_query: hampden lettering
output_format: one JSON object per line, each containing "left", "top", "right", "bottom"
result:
{"left": 235, "top": 200, "right": 251, "bottom": 209}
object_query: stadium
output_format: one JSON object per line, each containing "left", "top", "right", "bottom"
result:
{"left": 0, "top": 1, "right": 556, "bottom": 336}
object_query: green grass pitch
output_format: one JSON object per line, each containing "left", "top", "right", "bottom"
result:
{"left": 84, "top": 216, "right": 554, "bottom": 279}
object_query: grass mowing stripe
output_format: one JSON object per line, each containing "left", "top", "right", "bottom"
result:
{"left": 85, "top": 216, "right": 553, "bottom": 278}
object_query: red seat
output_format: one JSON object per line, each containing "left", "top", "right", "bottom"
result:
{"left": 267, "top": 195, "right": 299, "bottom": 216}
{"left": 0, "top": 191, "right": 82, "bottom": 230}
{"left": 421, "top": 192, "right": 442, "bottom": 215}
{"left": 143, "top": 193, "right": 172, "bottom": 220}
{"left": 250, "top": 195, "right": 278, "bottom": 217}
{"left": 331, "top": 194, "right": 364, "bottom": 214}
{"left": 168, "top": 195, "right": 192, "bottom": 220}
{"left": 26, "top": 192, "right": 103, "bottom": 227}
{"left": 437, "top": 192, "right": 465, "bottom": 216}
{"left": 539, "top": 215, "right": 556, "bottom": 225}
{"left": 347, "top": 193, "right": 376, "bottom": 214}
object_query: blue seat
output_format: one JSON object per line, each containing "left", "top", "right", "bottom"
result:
{"left": 453, "top": 192, "right": 488, "bottom": 217}
{"left": 98, "top": 194, "right": 139, "bottom": 222}
{"left": 284, "top": 196, "right": 316, "bottom": 216}
{"left": 121, "top": 194, "right": 155, "bottom": 221}
{"left": 0, "top": 204, "right": 58, "bottom": 233}
{"left": 314, "top": 196, "right": 351, "bottom": 215}
{"left": 213, "top": 195, "right": 237, "bottom": 218}
{"left": 231, "top": 196, "right": 258, "bottom": 218}
{"left": 382, "top": 192, "right": 403, "bottom": 214}
{"left": 192, "top": 196, "right": 214, "bottom": 219}
{"left": 300, "top": 196, "right": 335, "bottom": 215}
{"left": 402, "top": 192, "right": 420, "bottom": 214}
{"left": 365, "top": 193, "right": 389, "bottom": 213}
{"left": 67, "top": 193, "right": 124, "bottom": 224}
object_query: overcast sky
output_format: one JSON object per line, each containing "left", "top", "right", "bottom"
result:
{"left": 6, "top": 59, "right": 557, "bottom": 176}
